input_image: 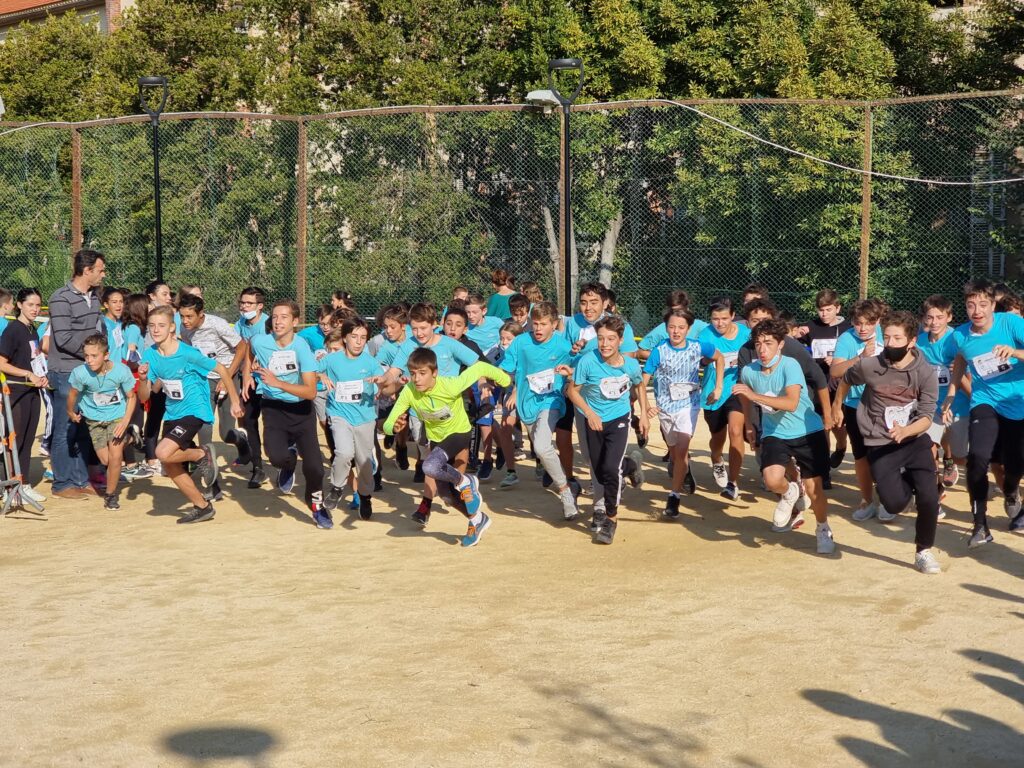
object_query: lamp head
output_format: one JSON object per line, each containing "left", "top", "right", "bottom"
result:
{"left": 547, "top": 58, "right": 584, "bottom": 105}
{"left": 138, "top": 76, "right": 169, "bottom": 121}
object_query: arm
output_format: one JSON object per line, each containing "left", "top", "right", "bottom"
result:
{"left": 641, "top": 372, "right": 659, "bottom": 418}
{"left": 632, "top": 379, "right": 649, "bottom": 437}
{"left": 66, "top": 386, "right": 83, "bottom": 423}
{"left": 566, "top": 378, "right": 603, "bottom": 433}
{"left": 113, "top": 390, "right": 138, "bottom": 438}
{"left": 832, "top": 380, "right": 851, "bottom": 427}
{"left": 257, "top": 367, "right": 318, "bottom": 400}
{"left": 817, "top": 388, "right": 833, "bottom": 430}
{"left": 454, "top": 361, "right": 510, "bottom": 393}
{"left": 137, "top": 362, "right": 152, "bottom": 404}
{"left": 212, "top": 362, "right": 244, "bottom": 418}
{"left": 48, "top": 295, "right": 94, "bottom": 361}
{"left": 942, "top": 354, "right": 967, "bottom": 422}
{"left": 224, "top": 337, "right": 247, "bottom": 382}
{"left": 732, "top": 382, "right": 802, "bottom": 413}
{"left": 0, "top": 354, "right": 46, "bottom": 387}
{"left": 382, "top": 386, "right": 413, "bottom": 435}
{"left": 705, "top": 350, "right": 725, "bottom": 406}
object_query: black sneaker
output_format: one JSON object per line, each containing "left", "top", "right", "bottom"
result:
{"left": 193, "top": 443, "right": 219, "bottom": 489}
{"left": 413, "top": 462, "right": 425, "bottom": 483}
{"left": 248, "top": 467, "right": 268, "bottom": 489}
{"left": 595, "top": 515, "right": 618, "bottom": 544}
{"left": 631, "top": 415, "right": 648, "bottom": 449}
{"left": 383, "top": 434, "right": 394, "bottom": 451}
{"left": 664, "top": 494, "right": 680, "bottom": 519}
{"left": 178, "top": 504, "right": 215, "bottom": 524}
{"left": 822, "top": 473, "right": 833, "bottom": 491}
{"left": 1010, "top": 510, "right": 1024, "bottom": 532}
{"left": 359, "top": 495, "right": 373, "bottom": 520}
{"left": 478, "top": 459, "right": 493, "bottom": 482}
{"left": 395, "top": 444, "right": 409, "bottom": 470}
{"left": 202, "top": 480, "right": 224, "bottom": 503}
{"left": 542, "top": 471, "right": 554, "bottom": 488}
{"left": 569, "top": 478, "right": 582, "bottom": 499}
{"left": 682, "top": 469, "right": 696, "bottom": 495}
{"left": 590, "top": 507, "right": 607, "bottom": 533}
{"left": 829, "top": 448, "right": 846, "bottom": 469}
{"left": 104, "top": 493, "right": 120, "bottom": 510}
{"left": 495, "top": 448, "right": 506, "bottom": 471}
{"left": 968, "top": 525, "right": 993, "bottom": 548}
{"left": 324, "top": 485, "right": 345, "bottom": 511}
{"left": 412, "top": 499, "right": 431, "bottom": 527}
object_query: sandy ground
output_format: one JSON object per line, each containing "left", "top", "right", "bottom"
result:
{"left": 2, "top": 425, "right": 1023, "bottom": 768}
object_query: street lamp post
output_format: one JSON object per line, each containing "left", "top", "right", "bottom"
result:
{"left": 138, "top": 77, "right": 169, "bottom": 282}
{"left": 527, "top": 58, "right": 584, "bottom": 316}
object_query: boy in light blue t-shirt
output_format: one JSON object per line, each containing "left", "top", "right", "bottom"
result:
{"left": 67, "top": 334, "right": 137, "bottom": 511}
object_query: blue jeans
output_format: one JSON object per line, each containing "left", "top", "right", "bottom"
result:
{"left": 50, "top": 370, "right": 90, "bottom": 491}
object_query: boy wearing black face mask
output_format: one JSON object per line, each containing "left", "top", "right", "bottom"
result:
{"left": 832, "top": 310, "right": 941, "bottom": 574}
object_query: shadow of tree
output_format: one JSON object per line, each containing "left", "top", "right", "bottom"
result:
{"left": 162, "top": 725, "right": 277, "bottom": 767}
{"left": 960, "top": 583, "right": 1024, "bottom": 605}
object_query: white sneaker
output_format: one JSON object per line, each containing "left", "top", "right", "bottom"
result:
{"left": 876, "top": 503, "right": 896, "bottom": 522}
{"left": 816, "top": 523, "right": 836, "bottom": 554}
{"left": 711, "top": 462, "right": 728, "bottom": 489}
{"left": 914, "top": 548, "right": 941, "bottom": 574}
{"left": 772, "top": 510, "right": 805, "bottom": 533}
{"left": 772, "top": 482, "right": 800, "bottom": 529}
{"left": 937, "top": 506, "right": 947, "bottom": 520}
{"left": 1005, "top": 494, "right": 1021, "bottom": 518}
{"left": 21, "top": 485, "right": 46, "bottom": 503}
{"left": 559, "top": 488, "right": 578, "bottom": 520}
{"left": 852, "top": 502, "right": 877, "bottom": 521}
{"left": 794, "top": 493, "right": 811, "bottom": 512}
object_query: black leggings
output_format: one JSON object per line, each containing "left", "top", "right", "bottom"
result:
{"left": 583, "top": 413, "right": 637, "bottom": 516}
{"left": 262, "top": 399, "right": 324, "bottom": 507}
{"left": 866, "top": 434, "right": 939, "bottom": 551}
{"left": 9, "top": 393, "right": 40, "bottom": 485}
{"left": 967, "top": 404, "right": 1024, "bottom": 527}
{"left": 143, "top": 391, "right": 166, "bottom": 461}
{"left": 243, "top": 391, "right": 264, "bottom": 470}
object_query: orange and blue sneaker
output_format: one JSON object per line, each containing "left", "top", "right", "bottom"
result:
{"left": 461, "top": 512, "right": 491, "bottom": 547}
{"left": 459, "top": 475, "right": 481, "bottom": 518}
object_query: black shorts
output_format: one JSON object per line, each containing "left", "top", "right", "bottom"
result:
{"left": 843, "top": 404, "right": 867, "bottom": 460}
{"left": 556, "top": 400, "right": 575, "bottom": 432}
{"left": 162, "top": 416, "right": 207, "bottom": 449}
{"left": 759, "top": 431, "right": 830, "bottom": 479}
{"left": 430, "top": 431, "right": 472, "bottom": 461}
{"left": 703, "top": 395, "right": 743, "bottom": 435}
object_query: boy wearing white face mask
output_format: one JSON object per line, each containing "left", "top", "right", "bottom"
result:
{"left": 234, "top": 287, "right": 270, "bottom": 488}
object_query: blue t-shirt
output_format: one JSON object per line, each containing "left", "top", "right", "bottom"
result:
{"left": 644, "top": 339, "right": 716, "bottom": 414}
{"left": 143, "top": 342, "right": 217, "bottom": 422}
{"left": 833, "top": 326, "right": 884, "bottom": 407}
{"left": 298, "top": 325, "right": 329, "bottom": 391}
{"left": 121, "top": 323, "right": 145, "bottom": 362}
{"left": 250, "top": 334, "right": 317, "bottom": 403}
{"left": 571, "top": 349, "right": 642, "bottom": 422}
{"left": 321, "top": 349, "right": 380, "bottom": 426}
{"left": 500, "top": 333, "right": 573, "bottom": 424}
{"left": 377, "top": 337, "right": 406, "bottom": 370}
{"left": 466, "top": 315, "right": 505, "bottom": 353}
{"left": 638, "top": 319, "right": 710, "bottom": 350}
{"left": 917, "top": 328, "right": 969, "bottom": 418}
{"left": 951, "top": 313, "right": 1024, "bottom": 420}
{"left": 235, "top": 313, "right": 269, "bottom": 343}
{"left": 103, "top": 317, "right": 125, "bottom": 359}
{"left": 739, "top": 356, "right": 824, "bottom": 440}
{"left": 0, "top": 317, "right": 8, "bottom": 338}
{"left": 697, "top": 323, "right": 751, "bottom": 412}
{"left": 69, "top": 361, "right": 136, "bottom": 422}
{"left": 392, "top": 334, "right": 479, "bottom": 377}
{"left": 561, "top": 313, "right": 639, "bottom": 355}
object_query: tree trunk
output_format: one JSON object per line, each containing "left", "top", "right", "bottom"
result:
{"left": 598, "top": 210, "right": 624, "bottom": 288}
{"left": 542, "top": 204, "right": 562, "bottom": 300}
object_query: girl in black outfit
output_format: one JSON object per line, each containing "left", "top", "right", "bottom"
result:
{"left": 0, "top": 288, "right": 48, "bottom": 502}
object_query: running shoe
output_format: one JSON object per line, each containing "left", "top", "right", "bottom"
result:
{"left": 560, "top": 487, "right": 579, "bottom": 520}
{"left": 568, "top": 478, "right": 583, "bottom": 499}
{"left": 875, "top": 503, "right": 896, "bottom": 522}
{"left": 664, "top": 494, "right": 680, "bottom": 519}
{"left": 459, "top": 475, "right": 481, "bottom": 518}
{"left": 395, "top": 444, "right": 409, "bottom": 470}
{"left": 682, "top": 469, "right": 696, "bottom": 496}
{"left": 772, "top": 482, "right": 800, "bottom": 529}
{"left": 194, "top": 443, "right": 219, "bottom": 489}
{"left": 324, "top": 485, "right": 345, "bottom": 511}
{"left": 534, "top": 463, "right": 545, "bottom": 480}
{"left": 852, "top": 503, "right": 877, "bottom": 521}
{"left": 359, "top": 495, "right": 373, "bottom": 520}
{"left": 178, "top": 504, "right": 215, "bottom": 524}
{"left": 349, "top": 492, "right": 360, "bottom": 511}
{"left": 103, "top": 493, "right": 120, "bottom": 511}
{"left": 1010, "top": 509, "right": 1024, "bottom": 532}
{"left": 1005, "top": 494, "right": 1021, "bottom": 519}
{"left": 627, "top": 450, "right": 645, "bottom": 488}
{"left": 829, "top": 448, "right": 846, "bottom": 469}
{"left": 313, "top": 508, "right": 334, "bottom": 529}
{"left": 816, "top": 523, "right": 836, "bottom": 554}
{"left": 202, "top": 480, "right": 224, "bottom": 503}
{"left": 590, "top": 501, "right": 607, "bottom": 533}
{"left": 914, "top": 549, "right": 941, "bottom": 574}
{"left": 772, "top": 509, "right": 805, "bottom": 533}
{"left": 21, "top": 485, "right": 46, "bottom": 503}
{"left": 248, "top": 467, "right": 268, "bottom": 488}
{"left": 711, "top": 462, "right": 728, "bottom": 489}
{"left": 412, "top": 507, "right": 431, "bottom": 527}
{"left": 478, "top": 459, "right": 493, "bottom": 482}
{"left": 594, "top": 515, "right": 618, "bottom": 545}
{"left": 277, "top": 446, "right": 298, "bottom": 493}
{"left": 720, "top": 481, "right": 739, "bottom": 501}
{"left": 461, "top": 512, "right": 491, "bottom": 547}
{"left": 499, "top": 471, "right": 519, "bottom": 489}
{"left": 942, "top": 458, "right": 959, "bottom": 488}
{"left": 968, "top": 525, "right": 993, "bottom": 548}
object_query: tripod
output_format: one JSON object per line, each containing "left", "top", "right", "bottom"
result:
{"left": 0, "top": 373, "right": 45, "bottom": 517}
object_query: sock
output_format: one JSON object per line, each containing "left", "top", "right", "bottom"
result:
{"left": 470, "top": 511, "right": 483, "bottom": 525}
{"left": 816, "top": 521, "right": 830, "bottom": 531}
{"left": 455, "top": 474, "right": 471, "bottom": 490}
{"left": 669, "top": 491, "right": 680, "bottom": 499}
{"left": 420, "top": 496, "right": 433, "bottom": 510}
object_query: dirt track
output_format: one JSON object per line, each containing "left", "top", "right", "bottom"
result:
{"left": 2, "top": 430, "right": 1023, "bottom": 767}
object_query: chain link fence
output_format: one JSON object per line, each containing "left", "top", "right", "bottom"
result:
{"left": 0, "top": 92, "right": 1020, "bottom": 331}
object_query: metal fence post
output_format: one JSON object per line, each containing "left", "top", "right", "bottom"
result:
{"left": 71, "top": 127, "right": 82, "bottom": 255}
{"left": 859, "top": 104, "right": 872, "bottom": 300}
{"left": 296, "top": 117, "right": 308, "bottom": 316}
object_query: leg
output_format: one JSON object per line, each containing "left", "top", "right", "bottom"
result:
{"left": 12, "top": 394, "right": 40, "bottom": 485}
{"left": 670, "top": 435, "right": 692, "bottom": 494}
{"left": 328, "top": 418, "right": 357, "bottom": 490}
{"left": 903, "top": 436, "right": 940, "bottom": 552}
{"left": 352, "top": 421, "right": 377, "bottom": 496}
{"left": 50, "top": 371, "right": 90, "bottom": 492}
{"left": 600, "top": 415, "right": 631, "bottom": 515}
{"left": 143, "top": 391, "right": 166, "bottom": 463}
{"left": 155, "top": 438, "right": 207, "bottom": 507}
{"left": 528, "top": 411, "right": 567, "bottom": 489}
{"left": 867, "top": 443, "right": 914, "bottom": 518}
{"left": 997, "top": 415, "right": 1024, "bottom": 498}
{"left": 966, "top": 405, "right": 999, "bottom": 529}
{"left": 293, "top": 412, "right": 325, "bottom": 508}
{"left": 726, "top": 408, "right": 745, "bottom": 484}
{"left": 243, "top": 392, "right": 264, "bottom": 470}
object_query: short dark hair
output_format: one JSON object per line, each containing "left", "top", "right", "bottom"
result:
{"left": 579, "top": 282, "right": 608, "bottom": 301}
{"left": 665, "top": 290, "right": 690, "bottom": 310}
{"left": 709, "top": 296, "right": 734, "bottom": 314}
{"left": 743, "top": 282, "right": 769, "bottom": 299}
{"left": 743, "top": 298, "right": 778, "bottom": 320}
{"left": 751, "top": 318, "right": 789, "bottom": 344}
{"left": 851, "top": 298, "right": 883, "bottom": 323}
{"left": 881, "top": 310, "right": 918, "bottom": 338}
{"left": 377, "top": 303, "right": 409, "bottom": 326}
{"left": 920, "top": 294, "right": 952, "bottom": 316}
{"left": 664, "top": 307, "right": 696, "bottom": 327}
{"left": 963, "top": 279, "right": 996, "bottom": 302}
{"left": 72, "top": 249, "right": 105, "bottom": 277}
{"left": 240, "top": 286, "right": 266, "bottom": 303}
{"left": 444, "top": 306, "right": 469, "bottom": 325}
{"left": 508, "top": 294, "right": 529, "bottom": 314}
{"left": 408, "top": 347, "right": 438, "bottom": 372}
{"left": 594, "top": 314, "right": 625, "bottom": 338}
{"left": 83, "top": 333, "right": 109, "bottom": 353}
{"left": 341, "top": 317, "right": 369, "bottom": 338}
{"left": 816, "top": 288, "right": 841, "bottom": 308}
{"left": 409, "top": 303, "right": 438, "bottom": 325}
{"left": 177, "top": 293, "right": 205, "bottom": 314}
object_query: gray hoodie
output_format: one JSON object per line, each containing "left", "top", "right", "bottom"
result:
{"left": 843, "top": 348, "right": 938, "bottom": 447}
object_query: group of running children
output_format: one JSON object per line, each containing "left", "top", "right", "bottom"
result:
{"left": 2, "top": 265, "right": 1023, "bottom": 574}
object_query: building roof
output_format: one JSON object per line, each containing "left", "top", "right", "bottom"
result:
{"left": 0, "top": 0, "right": 66, "bottom": 14}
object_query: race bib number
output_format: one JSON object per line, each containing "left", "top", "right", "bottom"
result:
{"left": 669, "top": 381, "right": 698, "bottom": 401}
{"left": 934, "top": 365, "right": 950, "bottom": 387}
{"left": 420, "top": 405, "right": 452, "bottom": 422}
{"left": 811, "top": 338, "right": 837, "bottom": 360}
{"left": 314, "top": 348, "right": 328, "bottom": 362}
{"left": 485, "top": 346, "right": 504, "bottom": 365}
{"left": 30, "top": 354, "right": 47, "bottom": 377}
{"left": 599, "top": 374, "right": 631, "bottom": 400}
{"left": 268, "top": 350, "right": 299, "bottom": 376}
{"left": 761, "top": 391, "right": 778, "bottom": 414}
{"left": 112, "top": 325, "right": 124, "bottom": 349}
{"left": 92, "top": 389, "right": 123, "bottom": 407}
{"left": 579, "top": 326, "right": 597, "bottom": 343}
{"left": 195, "top": 341, "right": 217, "bottom": 359}
{"left": 333, "top": 379, "right": 364, "bottom": 404}
{"left": 527, "top": 368, "right": 555, "bottom": 395}
{"left": 722, "top": 351, "right": 739, "bottom": 369}
{"left": 161, "top": 378, "right": 184, "bottom": 400}
{"left": 973, "top": 351, "right": 1012, "bottom": 381}
{"left": 884, "top": 400, "right": 917, "bottom": 429}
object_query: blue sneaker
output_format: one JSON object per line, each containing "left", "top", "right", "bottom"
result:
{"left": 478, "top": 459, "right": 493, "bottom": 481}
{"left": 461, "top": 512, "right": 491, "bottom": 547}
{"left": 277, "top": 446, "right": 298, "bottom": 493}
{"left": 313, "top": 508, "right": 334, "bottom": 529}
{"left": 349, "top": 492, "right": 360, "bottom": 510}
{"left": 458, "top": 474, "right": 481, "bottom": 518}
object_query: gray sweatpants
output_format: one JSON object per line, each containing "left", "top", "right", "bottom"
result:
{"left": 329, "top": 417, "right": 376, "bottom": 494}
{"left": 199, "top": 378, "right": 237, "bottom": 446}
{"left": 529, "top": 409, "right": 566, "bottom": 489}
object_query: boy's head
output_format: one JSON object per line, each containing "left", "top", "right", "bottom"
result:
{"left": 451, "top": 286, "right": 469, "bottom": 303}
{"left": 519, "top": 281, "right": 543, "bottom": 303}
{"left": 443, "top": 306, "right": 469, "bottom": 339}
{"left": 271, "top": 299, "right": 301, "bottom": 337}
{"left": 407, "top": 347, "right": 439, "bottom": 391}
{"left": 815, "top": 288, "right": 842, "bottom": 325}
{"left": 0, "top": 288, "right": 13, "bottom": 316}
{"left": 851, "top": 298, "right": 883, "bottom": 340}
{"left": 377, "top": 304, "right": 409, "bottom": 342}
{"left": 330, "top": 307, "right": 358, "bottom": 329}
{"left": 464, "top": 293, "right": 486, "bottom": 326}
{"left": 578, "top": 282, "right": 608, "bottom": 323}
{"left": 963, "top": 280, "right": 997, "bottom": 327}
{"left": 530, "top": 301, "right": 560, "bottom": 342}
{"left": 665, "top": 289, "right": 691, "bottom": 312}
{"left": 409, "top": 303, "right": 439, "bottom": 344}
{"left": 997, "top": 293, "right": 1023, "bottom": 316}
{"left": 147, "top": 305, "right": 176, "bottom": 343}
{"left": 605, "top": 287, "right": 618, "bottom": 314}
{"left": 665, "top": 307, "right": 695, "bottom": 346}
{"left": 593, "top": 315, "right": 625, "bottom": 358}
{"left": 751, "top": 318, "right": 789, "bottom": 366}
{"left": 881, "top": 310, "right": 918, "bottom": 361}
{"left": 499, "top": 320, "right": 525, "bottom": 348}
{"left": 920, "top": 295, "right": 952, "bottom": 335}
{"left": 324, "top": 327, "right": 345, "bottom": 353}
{"left": 82, "top": 333, "right": 110, "bottom": 372}
{"left": 508, "top": 294, "right": 530, "bottom": 326}
{"left": 743, "top": 298, "right": 778, "bottom": 328}
{"left": 709, "top": 297, "right": 735, "bottom": 332}
{"left": 341, "top": 317, "right": 369, "bottom": 352}
{"left": 314, "top": 304, "right": 333, "bottom": 333}
{"left": 742, "top": 282, "right": 769, "bottom": 305}
{"left": 239, "top": 287, "right": 266, "bottom": 319}
{"left": 177, "top": 293, "right": 206, "bottom": 330}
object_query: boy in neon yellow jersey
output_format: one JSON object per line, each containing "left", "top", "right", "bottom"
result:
{"left": 383, "top": 348, "right": 510, "bottom": 547}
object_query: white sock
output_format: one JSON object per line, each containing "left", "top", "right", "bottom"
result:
{"left": 470, "top": 511, "right": 483, "bottom": 525}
